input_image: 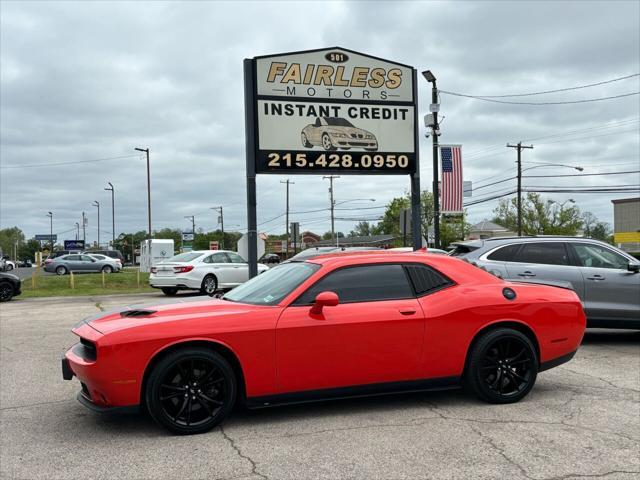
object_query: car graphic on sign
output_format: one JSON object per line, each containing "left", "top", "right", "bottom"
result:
{"left": 301, "top": 117, "right": 378, "bottom": 151}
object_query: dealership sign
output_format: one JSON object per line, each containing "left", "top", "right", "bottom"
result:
{"left": 251, "top": 47, "right": 417, "bottom": 174}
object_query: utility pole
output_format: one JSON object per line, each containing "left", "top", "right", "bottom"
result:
{"left": 280, "top": 179, "right": 294, "bottom": 257}
{"left": 82, "top": 211, "right": 86, "bottom": 243}
{"left": 105, "top": 182, "right": 115, "bottom": 247}
{"left": 75, "top": 222, "right": 80, "bottom": 241}
{"left": 507, "top": 142, "right": 534, "bottom": 236}
{"left": 46, "top": 212, "right": 53, "bottom": 251}
{"left": 210, "top": 206, "right": 225, "bottom": 249}
{"left": 323, "top": 175, "right": 339, "bottom": 245}
{"left": 185, "top": 216, "right": 195, "bottom": 235}
{"left": 422, "top": 70, "right": 441, "bottom": 249}
{"left": 92, "top": 201, "right": 100, "bottom": 247}
{"left": 134, "top": 147, "right": 152, "bottom": 238}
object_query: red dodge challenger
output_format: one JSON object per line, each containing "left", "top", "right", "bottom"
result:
{"left": 62, "top": 251, "right": 586, "bottom": 434}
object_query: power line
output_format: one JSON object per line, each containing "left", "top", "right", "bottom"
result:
{"left": 1, "top": 154, "right": 140, "bottom": 170}
{"left": 439, "top": 91, "right": 639, "bottom": 105}
{"left": 521, "top": 117, "right": 640, "bottom": 142}
{"left": 524, "top": 170, "right": 639, "bottom": 178}
{"left": 440, "top": 73, "right": 639, "bottom": 98}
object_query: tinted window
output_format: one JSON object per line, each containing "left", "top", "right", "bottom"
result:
{"left": 518, "top": 242, "right": 569, "bottom": 265}
{"left": 226, "top": 252, "right": 246, "bottom": 264}
{"left": 487, "top": 244, "right": 521, "bottom": 261}
{"left": 405, "top": 264, "right": 453, "bottom": 295}
{"left": 295, "top": 264, "right": 413, "bottom": 304}
{"left": 449, "top": 244, "right": 479, "bottom": 257}
{"left": 571, "top": 243, "right": 629, "bottom": 270}
{"left": 324, "top": 117, "right": 354, "bottom": 127}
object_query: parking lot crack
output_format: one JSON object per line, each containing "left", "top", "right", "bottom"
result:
{"left": 559, "top": 366, "right": 640, "bottom": 393}
{"left": 220, "top": 425, "right": 268, "bottom": 480}
{"left": 94, "top": 301, "right": 105, "bottom": 312}
{"left": 540, "top": 469, "right": 640, "bottom": 480}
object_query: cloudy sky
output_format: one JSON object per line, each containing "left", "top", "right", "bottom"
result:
{"left": 1, "top": 0, "right": 639, "bottom": 245}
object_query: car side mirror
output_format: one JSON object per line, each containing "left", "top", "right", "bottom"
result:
{"left": 310, "top": 291, "right": 339, "bottom": 315}
{"left": 628, "top": 263, "right": 640, "bottom": 273}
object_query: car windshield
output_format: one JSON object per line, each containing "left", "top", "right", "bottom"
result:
{"left": 324, "top": 117, "right": 354, "bottom": 127}
{"left": 223, "top": 262, "right": 320, "bottom": 305}
{"left": 288, "top": 247, "right": 339, "bottom": 261}
{"left": 167, "top": 252, "right": 203, "bottom": 263}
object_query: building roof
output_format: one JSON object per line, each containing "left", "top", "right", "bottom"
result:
{"left": 470, "top": 220, "right": 509, "bottom": 232}
{"left": 611, "top": 197, "right": 640, "bottom": 205}
{"left": 313, "top": 234, "right": 395, "bottom": 247}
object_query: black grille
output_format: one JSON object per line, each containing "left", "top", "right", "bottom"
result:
{"left": 405, "top": 265, "right": 453, "bottom": 296}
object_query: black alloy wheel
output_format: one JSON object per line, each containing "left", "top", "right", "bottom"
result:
{"left": 201, "top": 275, "right": 217, "bottom": 295}
{"left": 465, "top": 328, "right": 538, "bottom": 404}
{"left": 146, "top": 348, "right": 236, "bottom": 434}
{"left": 0, "top": 282, "right": 14, "bottom": 302}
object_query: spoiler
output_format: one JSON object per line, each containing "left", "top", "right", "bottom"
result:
{"left": 508, "top": 279, "right": 575, "bottom": 291}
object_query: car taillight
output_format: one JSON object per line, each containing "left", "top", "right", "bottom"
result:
{"left": 45, "top": 259, "right": 53, "bottom": 264}
{"left": 173, "top": 266, "right": 194, "bottom": 273}
{"left": 150, "top": 267, "right": 157, "bottom": 274}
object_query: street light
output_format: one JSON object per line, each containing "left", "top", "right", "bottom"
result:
{"left": 104, "top": 182, "right": 115, "bottom": 247}
{"left": 134, "top": 147, "right": 152, "bottom": 238}
{"left": 210, "top": 206, "right": 224, "bottom": 249}
{"left": 46, "top": 212, "right": 53, "bottom": 251}
{"left": 334, "top": 198, "right": 376, "bottom": 207}
{"left": 421, "top": 69, "right": 441, "bottom": 248}
{"left": 92, "top": 201, "right": 100, "bottom": 248}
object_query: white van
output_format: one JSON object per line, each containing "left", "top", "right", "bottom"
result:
{"left": 139, "top": 239, "right": 174, "bottom": 273}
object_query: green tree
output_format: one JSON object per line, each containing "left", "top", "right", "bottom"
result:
{"left": 493, "top": 193, "right": 583, "bottom": 235}
{"left": 590, "top": 222, "right": 612, "bottom": 243}
{"left": 17, "top": 239, "right": 40, "bottom": 261}
{"left": 349, "top": 221, "right": 372, "bottom": 237}
{"left": 372, "top": 196, "right": 410, "bottom": 236}
{"left": 0, "top": 227, "right": 25, "bottom": 257}
{"left": 322, "top": 231, "right": 344, "bottom": 240}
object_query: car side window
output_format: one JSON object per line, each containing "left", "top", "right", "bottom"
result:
{"left": 226, "top": 252, "right": 246, "bottom": 264}
{"left": 518, "top": 242, "right": 569, "bottom": 266}
{"left": 81, "top": 255, "right": 94, "bottom": 262}
{"left": 294, "top": 264, "right": 413, "bottom": 305}
{"left": 487, "top": 244, "right": 521, "bottom": 262}
{"left": 404, "top": 264, "right": 453, "bottom": 296}
{"left": 208, "top": 253, "right": 228, "bottom": 264}
{"left": 571, "top": 243, "right": 629, "bottom": 270}
{"left": 66, "top": 255, "right": 80, "bottom": 261}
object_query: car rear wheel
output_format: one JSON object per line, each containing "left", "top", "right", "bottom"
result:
{"left": 145, "top": 347, "right": 236, "bottom": 435}
{"left": 201, "top": 275, "right": 217, "bottom": 295}
{"left": 301, "top": 132, "right": 312, "bottom": 148}
{"left": 56, "top": 266, "right": 67, "bottom": 275}
{"left": 5, "top": 264, "right": 13, "bottom": 271}
{"left": 101, "top": 265, "right": 113, "bottom": 274}
{"left": 162, "top": 287, "right": 178, "bottom": 296}
{"left": 465, "top": 328, "right": 538, "bottom": 404}
{"left": 0, "top": 282, "right": 14, "bottom": 302}
{"left": 321, "top": 133, "right": 336, "bottom": 151}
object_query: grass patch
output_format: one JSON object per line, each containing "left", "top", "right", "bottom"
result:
{"left": 20, "top": 269, "right": 156, "bottom": 298}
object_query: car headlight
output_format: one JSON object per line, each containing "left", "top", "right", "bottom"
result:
{"left": 332, "top": 132, "right": 347, "bottom": 138}
{"left": 365, "top": 134, "right": 374, "bottom": 139}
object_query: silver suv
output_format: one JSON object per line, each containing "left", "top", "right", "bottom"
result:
{"left": 450, "top": 237, "right": 640, "bottom": 329}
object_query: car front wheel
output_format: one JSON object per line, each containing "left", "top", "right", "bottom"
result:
{"left": 321, "top": 133, "right": 336, "bottom": 151}
{"left": 0, "top": 282, "right": 14, "bottom": 302}
{"left": 465, "top": 328, "right": 538, "bottom": 404}
{"left": 5, "top": 264, "right": 13, "bottom": 271}
{"left": 145, "top": 347, "right": 236, "bottom": 435}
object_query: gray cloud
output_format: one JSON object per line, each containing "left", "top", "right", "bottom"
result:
{"left": 1, "top": 0, "right": 638, "bottom": 245}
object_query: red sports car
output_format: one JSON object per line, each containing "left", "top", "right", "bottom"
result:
{"left": 62, "top": 251, "right": 586, "bottom": 434}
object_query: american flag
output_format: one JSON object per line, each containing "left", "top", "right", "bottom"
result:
{"left": 440, "top": 145, "right": 463, "bottom": 213}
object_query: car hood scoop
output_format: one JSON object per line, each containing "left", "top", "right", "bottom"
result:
{"left": 120, "top": 309, "right": 157, "bottom": 318}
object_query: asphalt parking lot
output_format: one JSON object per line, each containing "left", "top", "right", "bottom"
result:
{"left": 1, "top": 294, "right": 638, "bottom": 480}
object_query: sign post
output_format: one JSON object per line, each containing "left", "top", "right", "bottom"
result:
{"left": 244, "top": 47, "right": 420, "bottom": 277}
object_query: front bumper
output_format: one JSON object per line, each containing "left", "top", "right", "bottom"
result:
{"left": 335, "top": 138, "right": 377, "bottom": 149}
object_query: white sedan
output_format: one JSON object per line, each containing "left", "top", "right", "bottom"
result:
{"left": 149, "top": 250, "right": 269, "bottom": 296}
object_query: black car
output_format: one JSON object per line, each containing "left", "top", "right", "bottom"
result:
{"left": 0, "top": 272, "right": 21, "bottom": 302}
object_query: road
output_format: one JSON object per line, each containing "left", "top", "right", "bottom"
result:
{"left": 1, "top": 294, "right": 638, "bottom": 480}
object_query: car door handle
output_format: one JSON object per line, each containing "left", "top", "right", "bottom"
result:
{"left": 517, "top": 271, "right": 536, "bottom": 277}
{"left": 398, "top": 308, "right": 417, "bottom": 315}
{"left": 587, "top": 275, "right": 605, "bottom": 281}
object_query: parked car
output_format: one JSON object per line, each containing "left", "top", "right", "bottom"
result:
{"left": 2, "top": 259, "right": 16, "bottom": 271}
{"left": 87, "top": 254, "right": 122, "bottom": 272}
{"left": 261, "top": 253, "right": 281, "bottom": 265}
{"left": 0, "top": 272, "right": 21, "bottom": 302}
{"left": 389, "top": 247, "right": 450, "bottom": 254}
{"left": 16, "top": 259, "right": 33, "bottom": 268}
{"left": 44, "top": 254, "right": 118, "bottom": 275}
{"left": 63, "top": 249, "right": 586, "bottom": 434}
{"left": 44, "top": 250, "right": 81, "bottom": 265}
{"left": 84, "top": 249, "right": 125, "bottom": 266}
{"left": 149, "top": 250, "right": 269, "bottom": 296}
{"left": 450, "top": 236, "right": 640, "bottom": 329}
